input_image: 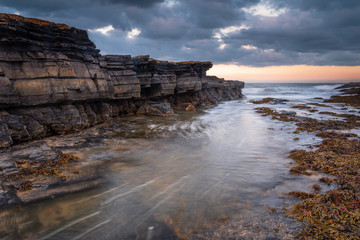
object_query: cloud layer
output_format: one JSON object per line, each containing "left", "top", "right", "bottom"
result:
{"left": 1, "top": 0, "right": 359, "bottom": 66}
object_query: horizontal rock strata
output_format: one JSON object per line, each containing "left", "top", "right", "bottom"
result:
{"left": 0, "top": 13, "right": 244, "bottom": 150}
{"left": 0, "top": 13, "right": 243, "bottom": 208}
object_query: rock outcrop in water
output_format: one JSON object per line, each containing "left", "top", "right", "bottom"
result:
{"left": 0, "top": 13, "right": 243, "bottom": 208}
{"left": 0, "top": 13, "right": 244, "bottom": 149}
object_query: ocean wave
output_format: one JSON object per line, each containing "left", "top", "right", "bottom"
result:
{"left": 313, "top": 84, "right": 342, "bottom": 91}
{"left": 244, "top": 83, "right": 342, "bottom": 100}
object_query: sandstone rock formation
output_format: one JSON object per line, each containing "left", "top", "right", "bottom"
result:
{"left": 0, "top": 13, "right": 244, "bottom": 149}
{"left": 0, "top": 13, "right": 244, "bottom": 208}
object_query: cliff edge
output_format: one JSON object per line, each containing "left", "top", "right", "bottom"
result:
{"left": 0, "top": 13, "right": 244, "bottom": 149}
{"left": 0, "top": 13, "right": 243, "bottom": 208}
{"left": 0, "top": 13, "right": 243, "bottom": 144}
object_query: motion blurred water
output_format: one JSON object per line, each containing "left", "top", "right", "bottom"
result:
{"left": 0, "top": 83, "right": 343, "bottom": 240}
{"left": 244, "top": 83, "right": 342, "bottom": 100}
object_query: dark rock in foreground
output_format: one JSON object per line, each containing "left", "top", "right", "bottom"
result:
{"left": 0, "top": 127, "right": 107, "bottom": 208}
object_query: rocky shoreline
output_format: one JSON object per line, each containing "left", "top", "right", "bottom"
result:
{"left": 249, "top": 82, "right": 360, "bottom": 239}
{"left": 3, "top": 12, "right": 358, "bottom": 240}
{"left": 0, "top": 13, "right": 243, "bottom": 209}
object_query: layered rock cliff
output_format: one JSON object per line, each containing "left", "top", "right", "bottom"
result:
{"left": 0, "top": 13, "right": 244, "bottom": 208}
{"left": 0, "top": 13, "right": 244, "bottom": 149}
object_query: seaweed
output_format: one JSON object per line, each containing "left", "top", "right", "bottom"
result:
{"left": 3, "top": 152, "right": 82, "bottom": 192}
{"left": 324, "top": 95, "right": 360, "bottom": 107}
{"left": 253, "top": 90, "right": 360, "bottom": 239}
{"left": 292, "top": 105, "right": 312, "bottom": 110}
{"left": 289, "top": 165, "right": 312, "bottom": 176}
{"left": 308, "top": 103, "right": 330, "bottom": 107}
{"left": 325, "top": 84, "right": 360, "bottom": 107}
{"left": 255, "top": 107, "right": 296, "bottom": 122}
{"left": 256, "top": 105, "right": 359, "bottom": 133}
{"left": 250, "top": 98, "right": 276, "bottom": 104}
{"left": 288, "top": 191, "right": 315, "bottom": 199}
{"left": 312, "top": 184, "right": 321, "bottom": 191}
{"left": 287, "top": 189, "right": 360, "bottom": 240}
{"left": 18, "top": 181, "right": 33, "bottom": 192}
{"left": 287, "top": 131, "right": 360, "bottom": 239}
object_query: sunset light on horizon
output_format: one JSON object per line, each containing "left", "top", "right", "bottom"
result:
{"left": 209, "top": 64, "right": 360, "bottom": 83}
{"left": 2, "top": 0, "right": 359, "bottom": 81}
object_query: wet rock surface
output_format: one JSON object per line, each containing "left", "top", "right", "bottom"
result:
{"left": 0, "top": 125, "right": 111, "bottom": 208}
{"left": 137, "top": 102, "right": 174, "bottom": 117}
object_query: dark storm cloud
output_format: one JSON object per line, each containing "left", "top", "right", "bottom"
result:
{"left": 0, "top": 0, "right": 84, "bottom": 11}
{"left": 182, "top": 0, "right": 247, "bottom": 29}
{"left": 276, "top": 0, "right": 360, "bottom": 11}
{"left": 96, "top": 0, "right": 164, "bottom": 8}
{"left": 0, "top": 0, "right": 359, "bottom": 66}
{"left": 229, "top": 1, "right": 360, "bottom": 61}
{"left": 0, "top": 0, "right": 164, "bottom": 10}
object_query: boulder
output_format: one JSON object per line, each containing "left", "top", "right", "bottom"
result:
{"left": 185, "top": 104, "right": 196, "bottom": 111}
{"left": 137, "top": 102, "right": 174, "bottom": 117}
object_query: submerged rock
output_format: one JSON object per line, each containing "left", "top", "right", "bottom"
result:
{"left": 137, "top": 102, "right": 174, "bottom": 117}
{"left": 185, "top": 104, "right": 196, "bottom": 111}
{"left": 0, "top": 134, "right": 107, "bottom": 208}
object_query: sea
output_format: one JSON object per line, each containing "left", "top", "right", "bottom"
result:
{"left": 0, "top": 83, "right": 348, "bottom": 240}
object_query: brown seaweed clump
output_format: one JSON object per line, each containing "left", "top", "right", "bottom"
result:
{"left": 292, "top": 105, "right": 312, "bottom": 110}
{"left": 250, "top": 98, "right": 277, "bottom": 104}
{"left": 324, "top": 83, "right": 360, "bottom": 107}
{"left": 288, "top": 189, "right": 360, "bottom": 239}
{"left": 329, "top": 93, "right": 360, "bottom": 107}
{"left": 253, "top": 85, "right": 360, "bottom": 239}
{"left": 255, "top": 107, "right": 296, "bottom": 122}
{"left": 256, "top": 106, "right": 360, "bottom": 134}
{"left": 287, "top": 134, "right": 360, "bottom": 239}
{"left": 288, "top": 191, "right": 315, "bottom": 199}
{"left": 3, "top": 152, "right": 82, "bottom": 192}
{"left": 308, "top": 103, "right": 331, "bottom": 107}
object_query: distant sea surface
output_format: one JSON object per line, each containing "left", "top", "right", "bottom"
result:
{"left": 244, "top": 82, "right": 342, "bottom": 100}
{"left": 1, "top": 83, "right": 345, "bottom": 240}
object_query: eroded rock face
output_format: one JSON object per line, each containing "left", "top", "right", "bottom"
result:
{"left": 132, "top": 56, "right": 178, "bottom": 98}
{"left": 132, "top": 56, "right": 214, "bottom": 97}
{"left": 100, "top": 55, "right": 141, "bottom": 99}
{"left": 0, "top": 13, "right": 244, "bottom": 148}
{"left": 0, "top": 13, "right": 107, "bottom": 106}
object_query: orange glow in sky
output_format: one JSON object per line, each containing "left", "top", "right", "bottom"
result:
{"left": 208, "top": 64, "right": 360, "bottom": 83}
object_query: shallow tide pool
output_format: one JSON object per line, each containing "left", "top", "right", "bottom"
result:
{"left": 0, "top": 83, "right": 344, "bottom": 240}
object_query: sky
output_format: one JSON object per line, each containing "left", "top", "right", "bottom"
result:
{"left": 0, "top": 0, "right": 360, "bottom": 82}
